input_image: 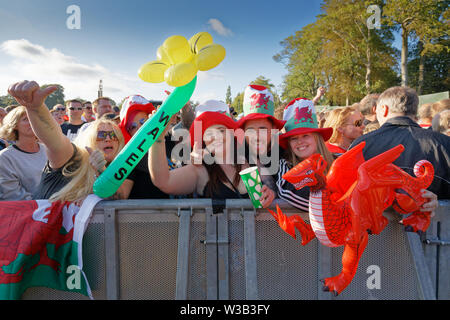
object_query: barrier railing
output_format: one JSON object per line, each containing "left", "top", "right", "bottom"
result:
{"left": 22, "top": 199, "right": 449, "bottom": 300}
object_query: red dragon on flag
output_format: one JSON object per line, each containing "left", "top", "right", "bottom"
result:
{"left": 0, "top": 195, "right": 101, "bottom": 300}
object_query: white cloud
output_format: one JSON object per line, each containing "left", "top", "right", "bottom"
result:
{"left": 208, "top": 19, "right": 233, "bottom": 37}
{"left": 0, "top": 39, "right": 168, "bottom": 103}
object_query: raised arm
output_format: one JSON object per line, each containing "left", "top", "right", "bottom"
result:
{"left": 8, "top": 81, "right": 74, "bottom": 169}
{"left": 148, "top": 135, "right": 200, "bottom": 195}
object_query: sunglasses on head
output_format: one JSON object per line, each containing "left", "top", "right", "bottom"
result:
{"left": 69, "top": 107, "right": 83, "bottom": 111}
{"left": 96, "top": 130, "right": 118, "bottom": 141}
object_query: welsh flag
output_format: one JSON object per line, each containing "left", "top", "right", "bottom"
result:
{"left": 0, "top": 195, "right": 102, "bottom": 300}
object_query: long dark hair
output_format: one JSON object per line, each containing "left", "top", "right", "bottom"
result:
{"left": 203, "top": 136, "right": 242, "bottom": 197}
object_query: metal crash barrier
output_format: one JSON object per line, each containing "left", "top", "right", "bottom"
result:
{"left": 22, "top": 199, "right": 449, "bottom": 300}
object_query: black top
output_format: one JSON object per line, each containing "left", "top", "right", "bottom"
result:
{"left": 61, "top": 122, "right": 85, "bottom": 140}
{"left": 32, "top": 144, "right": 79, "bottom": 200}
{"left": 202, "top": 179, "right": 248, "bottom": 200}
{"left": 350, "top": 116, "right": 450, "bottom": 199}
{"left": 0, "top": 139, "right": 6, "bottom": 151}
{"left": 127, "top": 153, "right": 170, "bottom": 199}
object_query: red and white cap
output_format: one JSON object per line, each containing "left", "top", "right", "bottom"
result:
{"left": 118, "top": 94, "right": 156, "bottom": 144}
{"left": 189, "top": 100, "right": 236, "bottom": 147}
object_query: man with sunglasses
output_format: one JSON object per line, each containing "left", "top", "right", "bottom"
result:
{"left": 81, "top": 101, "right": 95, "bottom": 123}
{"left": 61, "top": 99, "right": 86, "bottom": 141}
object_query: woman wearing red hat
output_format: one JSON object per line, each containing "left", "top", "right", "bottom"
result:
{"left": 276, "top": 97, "right": 439, "bottom": 215}
{"left": 276, "top": 98, "right": 335, "bottom": 211}
{"left": 117, "top": 95, "right": 172, "bottom": 199}
{"left": 148, "top": 100, "right": 274, "bottom": 206}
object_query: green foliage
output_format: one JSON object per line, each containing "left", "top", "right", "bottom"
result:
{"left": 383, "top": 0, "right": 449, "bottom": 86}
{"left": 225, "top": 85, "right": 232, "bottom": 105}
{"left": 41, "top": 84, "right": 65, "bottom": 109}
{"left": 0, "top": 95, "right": 17, "bottom": 108}
{"left": 275, "top": 0, "right": 447, "bottom": 106}
{"left": 231, "top": 91, "right": 244, "bottom": 114}
{"left": 408, "top": 38, "right": 450, "bottom": 94}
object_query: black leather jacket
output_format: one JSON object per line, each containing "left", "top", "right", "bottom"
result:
{"left": 350, "top": 116, "right": 450, "bottom": 199}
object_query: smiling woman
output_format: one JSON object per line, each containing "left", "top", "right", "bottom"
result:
{"left": 276, "top": 98, "right": 334, "bottom": 212}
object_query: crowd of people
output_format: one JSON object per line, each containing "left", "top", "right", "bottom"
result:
{"left": 0, "top": 81, "right": 448, "bottom": 217}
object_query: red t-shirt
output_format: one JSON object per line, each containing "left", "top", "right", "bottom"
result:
{"left": 326, "top": 142, "right": 347, "bottom": 154}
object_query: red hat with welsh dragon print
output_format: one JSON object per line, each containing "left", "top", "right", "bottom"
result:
{"left": 236, "top": 84, "right": 286, "bottom": 130}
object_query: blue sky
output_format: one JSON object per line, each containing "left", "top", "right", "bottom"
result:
{"left": 0, "top": 0, "right": 325, "bottom": 104}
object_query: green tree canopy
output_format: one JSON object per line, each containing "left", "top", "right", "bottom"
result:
{"left": 41, "top": 84, "right": 65, "bottom": 109}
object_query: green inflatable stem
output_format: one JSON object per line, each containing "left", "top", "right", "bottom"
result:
{"left": 93, "top": 76, "right": 197, "bottom": 198}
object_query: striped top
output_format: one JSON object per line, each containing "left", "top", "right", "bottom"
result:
{"left": 276, "top": 159, "right": 310, "bottom": 212}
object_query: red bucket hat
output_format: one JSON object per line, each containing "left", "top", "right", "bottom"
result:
{"left": 189, "top": 100, "right": 236, "bottom": 147}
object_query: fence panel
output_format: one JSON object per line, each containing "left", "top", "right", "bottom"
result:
{"left": 21, "top": 199, "right": 449, "bottom": 300}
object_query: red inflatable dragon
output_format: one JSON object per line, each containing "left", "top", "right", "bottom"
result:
{"left": 269, "top": 142, "right": 434, "bottom": 295}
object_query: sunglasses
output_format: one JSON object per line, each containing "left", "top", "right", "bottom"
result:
{"left": 84, "top": 106, "right": 92, "bottom": 110}
{"left": 128, "top": 118, "right": 147, "bottom": 132}
{"left": 69, "top": 107, "right": 83, "bottom": 111}
{"left": 55, "top": 108, "right": 65, "bottom": 112}
{"left": 346, "top": 119, "right": 364, "bottom": 127}
{"left": 96, "top": 130, "right": 118, "bottom": 141}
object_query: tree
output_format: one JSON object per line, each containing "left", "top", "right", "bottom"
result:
{"left": 225, "top": 85, "right": 232, "bottom": 105}
{"left": 408, "top": 38, "right": 450, "bottom": 94}
{"left": 274, "top": 23, "right": 324, "bottom": 103}
{"left": 0, "top": 95, "right": 17, "bottom": 108}
{"left": 383, "top": 0, "right": 448, "bottom": 88}
{"left": 274, "top": 0, "right": 399, "bottom": 106}
{"left": 230, "top": 92, "right": 244, "bottom": 114}
{"left": 41, "top": 84, "right": 65, "bottom": 109}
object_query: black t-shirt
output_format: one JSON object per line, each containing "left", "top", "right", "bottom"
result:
{"left": 0, "top": 139, "right": 6, "bottom": 151}
{"left": 32, "top": 144, "right": 79, "bottom": 200}
{"left": 127, "top": 153, "right": 170, "bottom": 199}
{"left": 61, "top": 122, "right": 85, "bottom": 141}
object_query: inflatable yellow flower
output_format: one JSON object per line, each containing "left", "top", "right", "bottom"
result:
{"left": 138, "top": 32, "right": 226, "bottom": 87}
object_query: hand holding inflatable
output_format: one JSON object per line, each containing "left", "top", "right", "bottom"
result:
{"left": 93, "top": 76, "right": 197, "bottom": 198}
{"left": 139, "top": 32, "right": 226, "bottom": 87}
{"left": 94, "top": 32, "right": 226, "bottom": 198}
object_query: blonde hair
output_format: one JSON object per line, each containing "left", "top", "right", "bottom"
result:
{"left": 417, "top": 103, "right": 433, "bottom": 120}
{"left": 49, "top": 119, "right": 125, "bottom": 202}
{"left": 363, "top": 121, "right": 380, "bottom": 134}
{"left": 285, "top": 133, "right": 334, "bottom": 174}
{"left": 323, "top": 106, "right": 356, "bottom": 144}
{"left": 0, "top": 106, "right": 27, "bottom": 141}
{"left": 436, "top": 110, "right": 450, "bottom": 136}
{"left": 92, "top": 97, "right": 112, "bottom": 107}
{"left": 431, "top": 99, "right": 450, "bottom": 117}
